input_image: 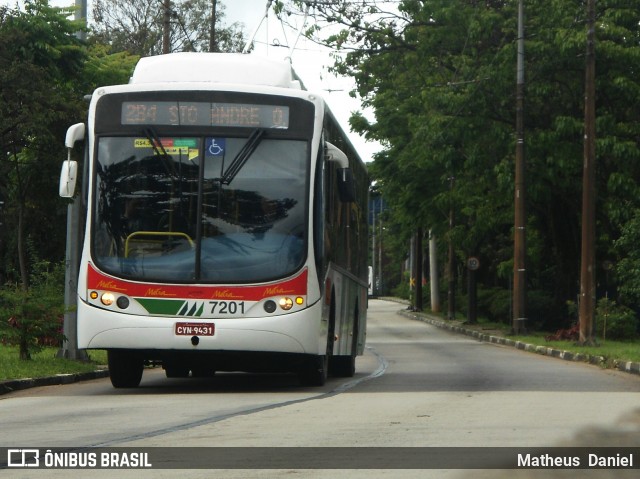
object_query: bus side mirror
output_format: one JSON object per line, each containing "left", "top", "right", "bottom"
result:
{"left": 336, "top": 167, "right": 356, "bottom": 203}
{"left": 59, "top": 160, "right": 78, "bottom": 198}
{"left": 65, "top": 122, "right": 85, "bottom": 148}
{"left": 325, "top": 141, "right": 356, "bottom": 203}
{"left": 59, "top": 123, "right": 85, "bottom": 198}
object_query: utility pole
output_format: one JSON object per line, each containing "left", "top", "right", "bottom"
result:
{"left": 512, "top": 0, "right": 527, "bottom": 335}
{"left": 429, "top": 230, "right": 440, "bottom": 313}
{"left": 163, "top": 0, "right": 171, "bottom": 54}
{"left": 378, "top": 214, "right": 383, "bottom": 295}
{"left": 447, "top": 177, "right": 456, "bottom": 320}
{"left": 467, "top": 257, "right": 479, "bottom": 324}
{"left": 209, "top": 0, "right": 218, "bottom": 52}
{"left": 414, "top": 228, "right": 423, "bottom": 311}
{"left": 372, "top": 199, "right": 377, "bottom": 296}
{"left": 58, "top": 0, "right": 88, "bottom": 361}
{"left": 409, "top": 234, "right": 415, "bottom": 308}
{"left": 579, "top": 0, "right": 597, "bottom": 344}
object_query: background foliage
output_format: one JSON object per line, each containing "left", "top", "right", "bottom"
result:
{"left": 2, "top": 0, "right": 640, "bottom": 348}
{"left": 280, "top": 0, "right": 640, "bottom": 337}
{"left": 0, "top": 261, "right": 66, "bottom": 359}
{"left": 91, "top": 0, "right": 246, "bottom": 55}
{"left": 0, "top": 0, "right": 246, "bottom": 357}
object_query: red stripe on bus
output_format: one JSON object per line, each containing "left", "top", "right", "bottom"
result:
{"left": 87, "top": 263, "right": 307, "bottom": 301}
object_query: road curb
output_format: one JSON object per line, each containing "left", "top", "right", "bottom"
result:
{"left": 397, "top": 308, "right": 640, "bottom": 377}
{"left": 0, "top": 369, "right": 109, "bottom": 396}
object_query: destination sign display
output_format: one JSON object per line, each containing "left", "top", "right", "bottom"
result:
{"left": 122, "top": 101, "right": 290, "bottom": 129}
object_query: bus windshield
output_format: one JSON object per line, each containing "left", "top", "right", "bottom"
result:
{"left": 92, "top": 134, "right": 308, "bottom": 283}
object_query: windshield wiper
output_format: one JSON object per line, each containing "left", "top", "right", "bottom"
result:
{"left": 144, "top": 127, "right": 178, "bottom": 178}
{"left": 220, "top": 129, "right": 265, "bottom": 185}
{"left": 145, "top": 127, "right": 168, "bottom": 157}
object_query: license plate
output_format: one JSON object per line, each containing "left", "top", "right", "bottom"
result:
{"left": 175, "top": 322, "right": 215, "bottom": 336}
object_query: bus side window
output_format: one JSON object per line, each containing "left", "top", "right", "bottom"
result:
{"left": 313, "top": 144, "right": 326, "bottom": 280}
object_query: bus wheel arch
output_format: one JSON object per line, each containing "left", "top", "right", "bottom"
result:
{"left": 298, "top": 289, "right": 335, "bottom": 386}
{"left": 329, "top": 298, "right": 358, "bottom": 378}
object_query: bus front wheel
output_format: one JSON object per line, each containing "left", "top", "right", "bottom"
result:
{"left": 298, "top": 292, "right": 337, "bottom": 387}
{"left": 107, "top": 350, "right": 143, "bottom": 388}
{"left": 299, "top": 298, "right": 336, "bottom": 386}
{"left": 298, "top": 354, "right": 329, "bottom": 387}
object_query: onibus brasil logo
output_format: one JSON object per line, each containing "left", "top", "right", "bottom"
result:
{"left": 6, "top": 449, "right": 152, "bottom": 469}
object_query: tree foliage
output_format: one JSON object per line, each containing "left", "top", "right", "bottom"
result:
{"left": 0, "top": 1, "right": 139, "bottom": 358}
{"left": 91, "top": 0, "right": 247, "bottom": 55}
{"left": 0, "top": 1, "right": 137, "bottom": 289}
{"left": 0, "top": 0, "right": 86, "bottom": 288}
{"left": 283, "top": 0, "right": 640, "bottom": 330}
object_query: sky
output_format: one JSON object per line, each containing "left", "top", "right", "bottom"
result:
{"left": 1, "top": 0, "right": 381, "bottom": 162}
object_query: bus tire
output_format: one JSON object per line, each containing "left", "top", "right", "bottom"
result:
{"left": 107, "top": 350, "right": 143, "bottom": 388}
{"left": 330, "top": 349, "right": 356, "bottom": 377}
{"left": 298, "top": 354, "right": 328, "bottom": 387}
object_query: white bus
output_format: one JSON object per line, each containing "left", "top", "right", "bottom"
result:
{"left": 60, "top": 53, "right": 369, "bottom": 388}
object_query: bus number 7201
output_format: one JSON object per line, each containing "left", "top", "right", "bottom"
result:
{"left": 209, "top": 301, "right": 245, "bottom": 315}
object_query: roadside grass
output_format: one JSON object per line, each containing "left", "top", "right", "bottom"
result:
{"left": 462, "top": 318, "right": 640, "bottom": 365}
{"left": 0, "top": 346, "right": 107, "bottom": 381}
{"left": 512, "top": 334, "right": 640, "bottom": 364}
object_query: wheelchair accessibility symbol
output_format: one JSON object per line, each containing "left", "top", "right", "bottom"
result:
{"left": 206, "top": 138, "right": 225, "bottom": 156}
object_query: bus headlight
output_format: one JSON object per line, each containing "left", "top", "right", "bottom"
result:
{"left": 279, "top": 297, "right": 293, "bottom": 310}
{"left": 101, "top": 292, "right": 115, "bottom": 306}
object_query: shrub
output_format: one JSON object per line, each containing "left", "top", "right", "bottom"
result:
{"left": 474, "top": 286, "right": 558, "bottom": 329}
{"left": 527, "top": 290, "right": 559, "bottom": 330}
{"left": 595, "top": 297, "right": 639, "bottom": 341}
{"left": 475, "top": 286, "right": 511, "bottom": 324}
{"left": 0, "top": 262, "right": 65, "bottom": 360}
{"left": 391, "top": 271, "right": 412, "bottom": 300}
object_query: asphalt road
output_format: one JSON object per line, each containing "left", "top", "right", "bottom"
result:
{"left": 1, "top": 299, "right": 639, "bottom": 478}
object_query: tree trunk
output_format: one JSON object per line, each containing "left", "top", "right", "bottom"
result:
{"left": 20, "top": 337, "right": 31, "bottom": 360}
{"left": 17, "top": 201, "right": 29, "bottom": 291}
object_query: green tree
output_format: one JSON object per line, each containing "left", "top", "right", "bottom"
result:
{"left": 286, "top": 0, "right": 640, "bottom": 328}
{"left": 0, "top": 1, "right": 138, "bottom": 359}
{"left": 82, "top": 43, "right": 140, "bottom": 88}
{"left": 0, "top": 0, "right": 86, "bottom": 288}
